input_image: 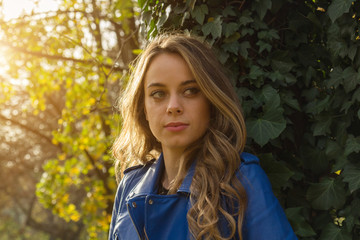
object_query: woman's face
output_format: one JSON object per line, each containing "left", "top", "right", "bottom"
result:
{"left": 144, "top": 53, "right": 211, "bottom": 154}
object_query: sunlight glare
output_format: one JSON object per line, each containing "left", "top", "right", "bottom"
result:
{"left": 2, "top": 0, "right": 59, "bottom": 20}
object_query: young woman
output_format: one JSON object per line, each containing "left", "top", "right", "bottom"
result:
{"left": 109, "top": 33, "right": 297, "bottom": 240}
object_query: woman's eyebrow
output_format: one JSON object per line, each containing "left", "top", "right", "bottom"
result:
{"left": 180, "top": 80, "right": 197, "bottom": 86}
{"left": 146, "top": 79, "right": 197, "bottom": 88}
{"left": 146, "top": 82, "right": 165, "bottom": 88}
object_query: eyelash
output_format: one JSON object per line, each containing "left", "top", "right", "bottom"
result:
{"left": 149, "top": 87, "right": 200, "bottom": 99}
{"left": 184, "top": 87, "right": 200, "bottom": 96}
{"left": 150, "top": 90, "right": 165, "bottom": 98}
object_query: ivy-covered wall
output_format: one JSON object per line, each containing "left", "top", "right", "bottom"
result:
{"left": 138, "top": 0, "right": 360, "bottom": 239}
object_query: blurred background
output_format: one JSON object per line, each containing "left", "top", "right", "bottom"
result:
{"left": 0, "top": 0, "right": 141, "bottom": 239}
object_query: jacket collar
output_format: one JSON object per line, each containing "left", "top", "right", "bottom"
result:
{"left": 129, "top": 153, "right": 196, "bottom": 198}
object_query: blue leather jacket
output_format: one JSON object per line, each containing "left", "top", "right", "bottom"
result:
{"left": 108, "top": 152, "right": 298, "bottom": 240}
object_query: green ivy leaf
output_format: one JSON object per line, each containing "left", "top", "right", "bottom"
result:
{"left": 252, "top": 0, "right": 272, "bottom": 20}
{"left": 327, "top": 0, "right": 355, "bottom": 23}
{"left": 247, "top": 108, "right": 286, "bottom": 146}
{"left": 313, "top": 116, "right": 332, "bottom": 136}
{"left": 344, "top": 135, "right": 360, "bottom": 156}
{"left": 222, "top": 42, "right": 239, "bottom": 54}
{"left": 306, "top": 177, "right": 346, "bottom": 210}
{"left": 343, "top": 163, "right": 360, "bottom": 193}
{"left": 285, "top": 207, "right": 316, "bottom": 237}
{"left": 270, "top": 51, "right": 295, "bottom": 73}
{"left": 302, "top": 147, "right": 328, "bottom": 175}
{"left": 326, "top": 67, "right": 343, "bottom": 88}
{"left": 201, "top": 15, "right": 222, "bottom": 39}
{"left": 248, "top": 65, "right": 264, "bottom": 80}
{"left": 239, "top": 41, "right": 251, "bottom": 59}
{"left": 342, "top": 66, "right": 360, "bottom": 93}
{"left": 191, "top": 4, "right": 208, "bottom": 25}
{"left": 304, "top": 95, "right": 331, "bottom": 115}
{"left": 319, "top": 223, "right": 352, "bottom": 240}
{"left": 280, "top": 91, "right": 301, "bottom": 111}
{"left": 223, "top": 22, "right": 239, "bottom": 38}
{"left": 259, "top": 153, "right": 294, "bottom": 190}
{"left": 222, "top": 5, "right": 236, "bottom": 17}
{"left": 262, "top": 85, "right": 280, "bottom": 110}
{"left": 256, "top": 40, "right": 272, "bottom": 53}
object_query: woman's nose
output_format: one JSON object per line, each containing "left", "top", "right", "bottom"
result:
{"left": 166, "top": 95, "right": 183, "bottom": 114}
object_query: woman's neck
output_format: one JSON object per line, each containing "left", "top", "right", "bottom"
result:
{"left": 162, "top": 147, "right": 184, "bottom": 189}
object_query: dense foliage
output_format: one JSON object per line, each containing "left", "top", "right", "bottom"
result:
{"left": 0, "top": 0, "right": 140, "bottom": 238}
{"left": 139, "top": 0, "right": 360, "bottom": 239}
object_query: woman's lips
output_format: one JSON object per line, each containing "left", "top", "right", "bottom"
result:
{"left": 164, "top": 122, "right": 189, "bottom": 132}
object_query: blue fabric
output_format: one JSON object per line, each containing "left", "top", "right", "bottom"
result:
{"left": 108, "top": 152, "right": 298, "bottom": 240}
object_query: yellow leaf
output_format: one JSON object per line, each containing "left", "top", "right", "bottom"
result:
{"left": 58, "top": 153, "right": 66, "bottom": 161}
{"left": 89, "top": 98, "right": 96, "bottom": 105}
{"left": 82, "top": 138, "right": 89, "bottom": 145}
{"left": 82, "top": 108, "right": 90, "bottom": 115}
{"left": 70, "top": 212, "right": 81, "bottom": 222}
{"left": 70, "top": 167, "right": 80, "bottom": 175}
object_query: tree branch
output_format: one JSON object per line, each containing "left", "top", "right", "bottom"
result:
{"left": 0, "top": 114, "right": 54, "bottom": 145}
{"left": 0, "top": 40, "right": 126, "bottom": 71}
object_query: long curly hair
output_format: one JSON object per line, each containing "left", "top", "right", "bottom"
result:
{"left": 112, "top": 33, "right": 247, "bottom": 240}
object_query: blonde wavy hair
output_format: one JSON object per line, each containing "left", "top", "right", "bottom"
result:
{"left": 113, "top": 33, "right": 247, "bottom": 240}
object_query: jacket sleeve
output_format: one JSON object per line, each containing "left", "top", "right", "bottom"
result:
{"left": 108, "top": 176, "right": 125, "bottom": 240}
{"left": 238, "top": 160, "right": 298, "bottom": 240}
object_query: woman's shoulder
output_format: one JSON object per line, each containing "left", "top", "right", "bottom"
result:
{"left": 240, "top": 152, "right": 260, "bottom": 165}
{"left": 121, "top": 159, "right": 156, "bottom": 182}
{"left": 237, "top": 152, "right": 272, "bottom": 192}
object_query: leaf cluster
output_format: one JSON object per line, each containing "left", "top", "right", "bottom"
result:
{"left": 139, "top": 0, "right": 360, "bottom": 238}
{"left": 0, "top": 0, "right": 140, "bottom": 238}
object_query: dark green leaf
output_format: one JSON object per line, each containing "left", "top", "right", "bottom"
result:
{"left": 327, "top": 0, "right": 355, "bottom": 23}
{"left": 239, "top": 41, "right": 250, "bottom": 59}
{"left": 191, "top": 4, "right": 208, "bottom": 25}
{"left": 222, "top": 42, "right": 239, "bottom": 54}
{"left": 344, "top": 135, "right": 360, "bottom": 156}
{"left": 248, "top": 65, "right": 264, "bottom": 80}
{"left": 224, "top": 22, "right": 239, "bottom": 38}
{"left": 259, "top": 153, "right": 294, "bottom": 190}
{"left": 252, "top": 0, "right": 272, "bottom": 20}
{"left": 343, "top": 163, "right": 360, "bottom": 193}
{"left": 326, "top": 67, "right": 343, "bottom": 88}
{"left": 304, "top": 95, "right": 331, "bottom": 115}
{"left": 306, "top": 177, "right": 346, "bottom": 210}
{"left": 319, "top": 223, "right": 352, "bottom": 240}
{"left": 325, "top": 140, "right": 342, "bottom": 157}
{"left": 201, "top": 15, "right": 222, "bottom": 39}
{"left": 262, "top": 85, "right": 280, "bottom": 110}
{"left": 238, "top": 15, "right": 253, "bottom": 26}
{"left": 342, "top": 67, "right": 360, "bottom": 93}
{"left": 352, "top": 88, "right": 360, "bottom": 102}
{"left": 222, "top": 5, "right": 236, "bottom": 17}
{"left": 280, "top": 91, "right": 301, "bottom": 111}
{"left": 270, "top": 51, "right": 295, "bottom": 73}
{"left": 285, "top": 207, "right": 316, "bottom": 237}
{"left": 247, "top": 108, "right": 286, "bottom": 146}
{"left": 302, "top": 148, "right": 329, "bottom": 175}
{"left": 313, "top": 116, "right": 332, "bottom": 136}
{"left": 256, "top": 40, "right": 272, "bottom": 53}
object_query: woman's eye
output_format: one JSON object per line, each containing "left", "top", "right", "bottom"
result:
{"left": 184, "top": 87, "right": 200, "bottom": 96}
{"left": 150, "top": 90, "right": 165, "bottom": 99}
